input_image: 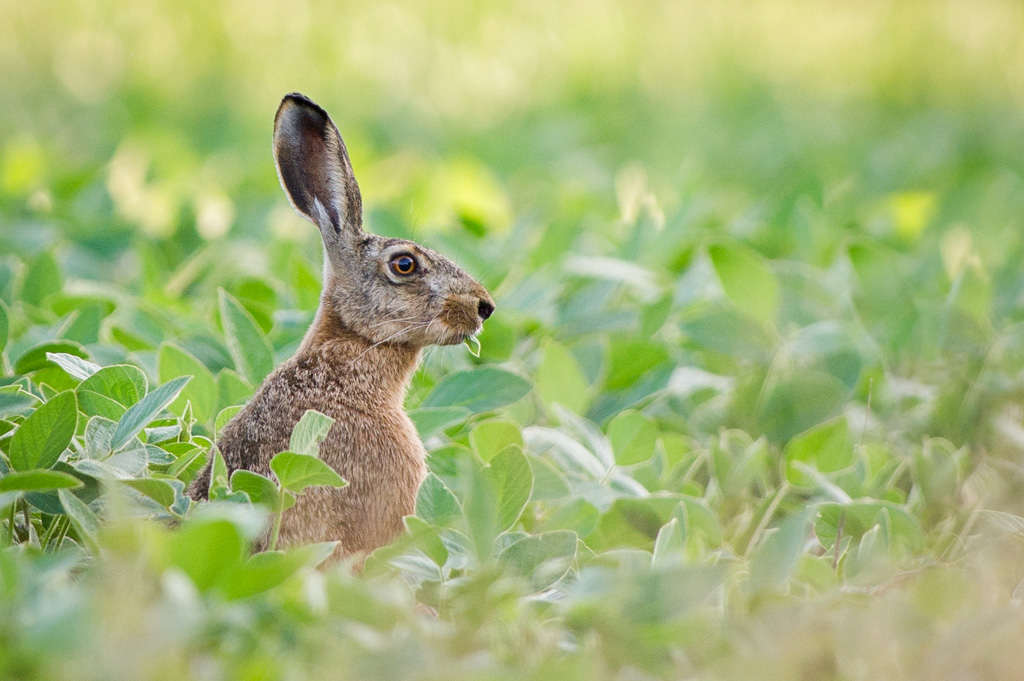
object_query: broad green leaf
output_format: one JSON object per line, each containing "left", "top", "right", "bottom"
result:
{"left": 230, "top": 469, "right": 283, "bottom": 509}
{"left": 270, "top": 451, "right": 347, "bottom": 493}
{"left": 421, "top": 366, "right": 531, "bottom": 413}
{"left": 8, "top": 391, "right": 77, "bottom": 471}
{"left": 158, "top": 342, "right": 217, "bottom": 423}
{"left": 708, "top": 241, "right": 779, "bottom": 325}
{"left": 58, "top": 488, "right": 99, "bottom": 551}
{"left": 168, "top": 517, "right": 247, "bottom": 591}
{"left": 77, "top": 390, "right": 125, "bottom": 420}
{"left": 14, "top": 341, "right": 88, "bottom": 375}
{"left": 215, "top": 405, "right": 244, "bottom": 437}
{"left": 220, "top": 545, "right": 336, "bottom": 600}
{"left": 408, "top": 406, "right": 471, "bottom": 439}
{"left": 289, "top": 409, "right": 335, "bottom": 456}
{"left": 216, "top": 369, "right": 253, "bottom": 411}
{"left": 0, "top": 469, "right": 83, "bottom": 492}
{"left": 652, "top": 517, "right": 685, "bottom": 566}
{"left": 45, "top": 352, "right": 101, "bottom": 381}
{"left": 469, "top": 419, "right": 523, "bottom": 463}
{"left": 0, "top": 385, "right": 39, "bottom": 418}
{"left": 219, "top": 289, "right": 274, "bottom": 386}
{"left": 487, "top": 445, "right": 533, "bottom": 532}
{"left": 110, "top": 376, "right": 191, "bottom": 451}
{"left": 120, "top": 478, "right": 177, "bottom": 508}
{"left": 416, "top": 473, "right": 462, "bottom": 526}
{"left": 78, "top": 365, "right": 148, "bottom": 408}
{"left": 498, "top": 530, "right": 577, "bottom": 591}
{"left": 20, "top": 251, "right": 62, "bottom": 307}
{"left": 785, "top": 416, "right": 853, "bottom": 486}
{"left": 748, "top": 510, "right": 810, "bottom": 593}
{"left": 535, "top": 340, "right": 590, "bottom": 414}
{"left": 607, "top": 409, "right": 658, "bottom": 466}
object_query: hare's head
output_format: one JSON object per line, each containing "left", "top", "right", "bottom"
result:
{"left": 273, "top": 93, "right": 495, "bottom": 348}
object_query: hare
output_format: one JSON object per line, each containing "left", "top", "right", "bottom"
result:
{"left": 188, "top": 93, "right": 495, "bottom": 563}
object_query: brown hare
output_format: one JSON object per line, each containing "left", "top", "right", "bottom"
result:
{"left": 188, "top": 93, "right": 495, "bottom": 563}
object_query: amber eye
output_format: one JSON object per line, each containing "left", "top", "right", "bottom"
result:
{"left": 389, "top": 254, "right": 417, "bottom": 276}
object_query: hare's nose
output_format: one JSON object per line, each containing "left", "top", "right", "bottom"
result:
{"left": 477, "top": 299, "right": 494, "bottom": 321}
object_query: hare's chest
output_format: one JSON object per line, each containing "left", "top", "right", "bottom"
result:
{"left": 316, "top": 405, "right": 426, "bottom": 478}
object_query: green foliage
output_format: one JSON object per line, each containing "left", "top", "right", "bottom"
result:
{"left": 4, "top": 0, "right": 1024, "bottom": 677}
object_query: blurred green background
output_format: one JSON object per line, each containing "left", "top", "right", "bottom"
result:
{"left": 6, "top": 1, "right": 1024, "bottom": 679}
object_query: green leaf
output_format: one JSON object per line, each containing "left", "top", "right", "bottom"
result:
{"left": 289, "top": 409, "right": 335, "bottom": 456}
{"left": 607, "top": 409, "right": 658, "bottom": 466}
{"left": 45, "top": 352, "right": 101, "bottom": 381}
{"left": 748, "top": 511, "right": 811, "bottom": 593}
{"left": 784, "top": 416, "right": 853, "bottom": 486}
{"left": 14, "top": 341, "right": 88, "bottom": 375}
{"left": 110, "top": 376, "right": 191, "bottom": 451}
{"left": 216, "top": 369, "right": 253, "bottom": 412}
{"left": 20, "top": 251, "right": 62, "bottom": 307}
{"left": 219, "top": 288, "right": 274, "bottom": 386}
{"left": 168, "top": 517, "right": 247, "bottom": 591}
{"left": 270, "top": 451, "right": 347, "bottom": 494}
{"left": 498, "top": 530, "right": 577, "bottom": 591}
{"left": 535, "top": 340, "right": 590, "bottom": 413}
{"left": 408, "top": 406, "right": 471, "bottom": 439}
{"left": 0, "top": 469, "right": 83, "bottom": 492}
{"left": 708, "top": 241, "right": 780, "bottom": 325}
{"left": 78, "top": 365, "right": 148, "bottom": 408}
{"left": 469, "top": 419, "right": 523, "bottom": 463}
{"left": 415, "top": 473, "right": 462, "bottom": 526}
{"left": 58, "top": 488, "right": 99, "bottom": 551}
{"left": 8, "top": 390, "right": 78, "bottom": 471}
{"left": 652, "top": 517, "right": 685, "bottom": 566}
{"left": 487, "top": 445, "right": 533, "bottom": 533}
{"left": 230, "top": 469, "right": 283, "bottom": 509}
{"left": 158, "top": 342, "right": 217, "bottom": 423}
{"left": 421, "top": 366, "right": 532, "bottom": 413}
{"left": 0, "top": 299, "right": 8, "bottom": 353}
{"left": 215, "top": 405, "right": 244, "bottom": 437}
{"left": 120, "top": 478, "right": 177, "bottom": 508}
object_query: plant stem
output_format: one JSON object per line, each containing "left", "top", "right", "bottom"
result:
{"left": 269, "top": 502, "right": 284, "bottom": 551}
{"left": 21, "top": 500, "right": 32, "bottom": 546}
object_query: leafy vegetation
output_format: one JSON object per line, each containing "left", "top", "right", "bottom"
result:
{"left": 5, "top": 0, "right": 1024, "bottom": 678}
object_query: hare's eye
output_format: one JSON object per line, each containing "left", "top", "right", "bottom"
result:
{"left": 389, "top": 254, "right": 418, "bottom": 276}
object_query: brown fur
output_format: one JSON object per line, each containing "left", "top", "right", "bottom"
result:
{"left": 187, "top": 93, "right": 495, "bottom": 563}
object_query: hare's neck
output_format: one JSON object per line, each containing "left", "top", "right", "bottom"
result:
{"left": 297, "top": 304, "right": 421, "bottom": 405}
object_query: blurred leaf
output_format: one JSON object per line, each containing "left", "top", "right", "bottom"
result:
{"left": 0, "top": 469, "right": 82, "bottom": 492}
{"left": 708, "top": 242, "right": 779, "bottom": 325}
{"left": 748, "top": 510, "right": 810, "bottom": 593}
{"left": 218, "top": 288, "right": 274, "bottom": 386}
{"left": 607, "top": 409, "right": 658, "bottom": 466}
{"left": 169, "top": 517, "right": 246, "bottom": 591}
{"left": 58, "top": 488, "right": 99, "bottom": 551}
{"left": 535, "top": 340, "right": 590, "bottom": 413}
{"left": 120, "top": 478, "right": 177, "bottom": 508}
{"left": 499, "top": 530, "right": 577, "bottom": 591}
{"left": 785, "top": 416, "right": 853, "bottom": 486}
{"left": 8, "top": 390, "right": 77, "bottom": 471}
{"left": 409, "top": 406, "right": 471, "bottom": 439}
{"left": 469, "top": 419, "right": 523, "bottom": 463}
{"left": 19, "top": 251, "right": 61, "bottom": 307}
{"left": 158, "top": 342, "right": 217, "bottom": 423}
{"left": 487, "top": 445, "right": 533, "bottom": 533}
{"left": 422, "top": 366, "right": 531, "bottom": 413}
{"left": 416, "top": 473, "right": 462, "bottom": 527}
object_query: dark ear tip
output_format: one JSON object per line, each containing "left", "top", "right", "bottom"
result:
{"left": 275, "top": 93, "right": 329, "bottom": 126}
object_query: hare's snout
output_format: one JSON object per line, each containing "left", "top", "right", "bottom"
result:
{"left": 438, "top": 289, "right": 494, "bottom": 344}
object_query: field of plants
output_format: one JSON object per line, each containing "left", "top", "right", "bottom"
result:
{"left": 4, "top": 0, "right": 1024, "bottom": 679}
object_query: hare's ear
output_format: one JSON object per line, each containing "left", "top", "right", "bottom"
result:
{"left": 273, "top": 93, "right": 362, "bottom": 240}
